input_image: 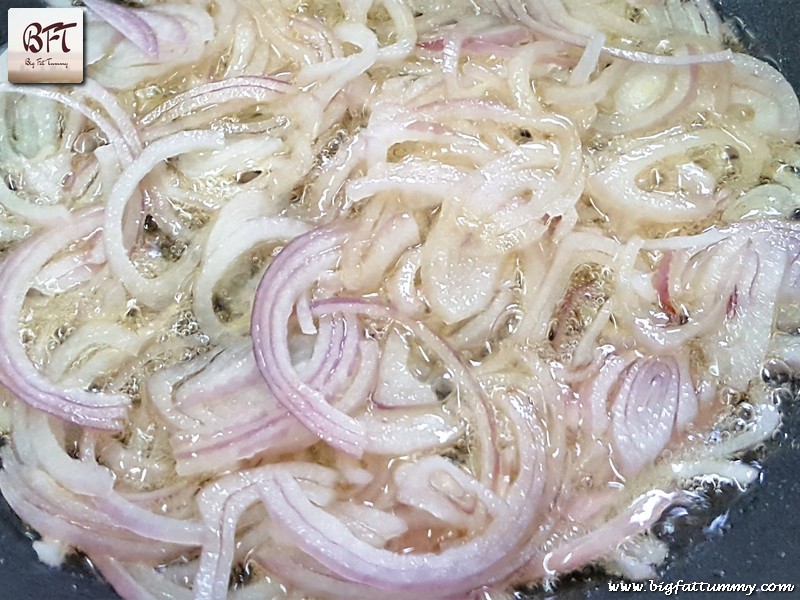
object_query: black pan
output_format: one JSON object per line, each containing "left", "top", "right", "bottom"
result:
{"left": 0, "top": 1, "right": 798, "bottom": 598}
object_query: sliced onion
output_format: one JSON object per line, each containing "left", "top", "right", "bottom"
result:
{"left": 194, "top": 212, "right": 309, "bottom": 340}
{"left": 499, "top": 0, "right": 733, "bottom": 66}
{"left": 140, "top": 76, "right": 292, "bottom": 127}
{"left": 0, "top": 445, "right": 188, "bottom": 563}
{"left": 0, "top": 81, "right": 136, "bottom": 164}
{"left": 0, "top": 212, "right": 129, "bottom": 429}
{"left": 0, "top": 183, "right": 70, "bottom": 226}
{"left": 339, "top": 212, "right": 421, "bottom": 293}
{"left": 374, "top": 331, "right": 438, "bottom": 408}
{"left": 420, "top": 209, "right": 504, "bottom": 324}
{"left": 394, "top": 456, "right": 499, "bottom": 529}
{"left": 251, "top": 226, "right": 369, "bottom": 456}
{"left": 588, "top": 129, "right": 740, "bottom": 224}
{"left": 360, "top": 407, "right": 463, "bottom": 455}
{"left": 194, "top": 463, "right": 339, "bottom": 600}
{"left": 728, "top": 53, "right": 800, "bottom": 141}
{"left": 237, "top": 391, "right": 542, "bottom": 596}
{"left": 103, "top": 130, "right": 224, "bottom": 309}
{"left": 90, "top": 555, "right": 193, "bottom": 600}
{"left": 256, "top": 450, "right": 532, "bottom": 593}
{"left": 568, "top": 32, "right": 605, "bottom": 87}
{"left": 83, "top": 0, "right": 159, "bottom": 58}
{"left": 346, "top": 160, "right": 468, "bottom": 206}
{"left": 610, "top": 356, "right": 695, "bottom": 478}
{"left": 310, "top": 297, "right": 500, "bottom": 486}
{"left": 544, "top": 490, "right": 679, "bottom": 576}
{"left": 594, "top": 59, "right": 698, "bottom": 135}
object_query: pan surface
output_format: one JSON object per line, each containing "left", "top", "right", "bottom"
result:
{"left": 0, "top": 1, "right": 798, "bottom": 598}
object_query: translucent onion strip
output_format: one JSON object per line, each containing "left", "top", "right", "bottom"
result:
{"left": 0, "top": 211, "right": 129, "bottom": 429}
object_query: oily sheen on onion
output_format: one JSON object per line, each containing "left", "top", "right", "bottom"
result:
{"left": 0, "top": 0, "right": 798, "bottom": 598}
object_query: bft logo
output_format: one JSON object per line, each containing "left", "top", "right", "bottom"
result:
{"left": 22, "top": 21, "right": 78, "bottom": 54}
{"left": 7, "top": 8, "right": 84, "bottom": 84}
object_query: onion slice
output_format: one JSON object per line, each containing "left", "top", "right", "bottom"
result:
{"left": 103, "top": 130, "right": 224, "bottom": 309}
{"left": 0, "top": 211, "right": 129, "bottom": 429}
{"left": 251, "top": 226, "right": 368, "bottom": 456}
{"left": 83, "top": 0, "right": 159, "bottom": 58}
